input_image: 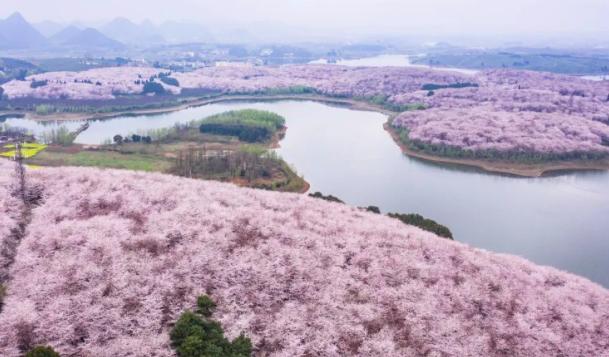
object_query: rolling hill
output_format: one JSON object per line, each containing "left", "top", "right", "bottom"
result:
{"left": 0, "top": 160, "right": 607, "bottom": 356}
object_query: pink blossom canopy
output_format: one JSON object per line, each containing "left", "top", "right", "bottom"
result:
{"left": 2, "top": 65, "right": 609, "bottom": 155}
{"left": 0, "top": 161, "right": 607, "bottom": 356}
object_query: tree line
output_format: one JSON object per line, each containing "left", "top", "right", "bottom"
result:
{"left": 199, "top": 109, "right": 286, "bottom": 143}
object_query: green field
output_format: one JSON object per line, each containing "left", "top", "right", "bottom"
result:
{"left": 29, "top": 150, "right": 173, "bottom": 172}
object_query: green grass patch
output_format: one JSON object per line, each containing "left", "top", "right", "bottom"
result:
{"left": 29, "top": 150, "right": 172, "bottom": 172}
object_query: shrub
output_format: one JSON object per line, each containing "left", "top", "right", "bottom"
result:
{"left": 159, "top": 76, "right": 180, "bottom": 87}
{"left": 178, "top": 335, "right": 208, "bottom": 357}
{"left": 308, "top": 192, "right": 344, "bottom": 203}
{"left": 231, "top": 334, "right": 253, "bottom": 356}
{"left": 170, "top": 295, "right": 252, "bottom": 357}
{"left": 40, "top": 126, "right": 74, "bottom": 146}
{"left": 35, "top": 105, "right": 55, "bottom": 115}
{"left": 25, "top": 346, "right": 60, "bottom": 357}
{"left": 196, "top": 295, "right": 217, "bottom": 317}
{"left": 170, "top": 311, "right": 207, "bottom": 348}
{"left": 388, "top": 213, "right": 453, "bottom": 239}
{"left": 421, "top": 82, "right": 479, "bottom": 91}
{"left": 30, "top": 80, "right": 48, "bottom": 89}
{"left": 364, "top": 206, "right": 381, "bottom": 214}
{"left": 142, "top": 81, "right": 166, "bottom": 95}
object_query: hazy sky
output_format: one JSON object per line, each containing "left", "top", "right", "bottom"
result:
{"left": 2, "top": 0, "right": 609, "bottom": 38}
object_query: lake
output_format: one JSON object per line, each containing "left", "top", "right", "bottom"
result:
{"left": 5, "top": 100, "right": 609, "bottom": 287}
{"left": 581, "top": 75, "right": 609, "bottom": 81}
{"left": 309, "top": 54, "right": 480, "bottom": 75}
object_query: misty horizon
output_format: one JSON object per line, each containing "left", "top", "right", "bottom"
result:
{"left": 2, "top": 0, "right": 609, "bottom": 46}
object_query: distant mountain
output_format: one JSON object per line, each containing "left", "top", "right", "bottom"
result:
{"left": 158, "top": 21, "right": 213, "bottom": 43}
{"left": 0, "top": 12, "right": 48, "bottom": 49}
{"left": 68, "top": 21, "right": 87, "bottom": 30}
{"left": 59, "top": 28, "right": 125, "bottom": 49}
{"left": 100, "top": 17, "right": 164, "bottom": 45}
{"left": 49, "top": 25, "right": 83, "bottom": 44}
{"left": 33, "top": 20, "right": 65, "bottom": 37}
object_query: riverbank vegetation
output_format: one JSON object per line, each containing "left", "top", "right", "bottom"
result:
{"left": 308, "top": 191, "right": 453, "bottom": 239}
{"left": 3, "top": 64, "right": 609, "bottom": 173}
{"left": 308, "top": 191, "right": 344, "bottom": 203}
{"left": 391, "top": 109, "right": 609, "bottom": 164}
{"left": 388, "top": 212, "right": 453, "bottom": 239}
{"left": 172, "top": 146, "right": 305, "bottom": 192}
{"left": 355, "top": 94, "right": 426, "bottom": 112}
{"left": 23, "top": 109, "right": 307, "bottom": 193}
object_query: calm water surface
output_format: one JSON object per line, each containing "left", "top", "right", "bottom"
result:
{"left": 5, "top": 100, "right": 609, "bottom": 287}
{"left": 310, "top": 54, "right": 480, "bottom": 75}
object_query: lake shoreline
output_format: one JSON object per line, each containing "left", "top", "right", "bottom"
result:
{"left": 383, "top": 121, "right": 609, "bottom": 177}
{"left": 5, "top": 93, "right": 609, "bottom": 176}
{"left": 0, "top": 94, "right": 396, "bottom": 122}
{"left": 19, "top": 106, "right": 310, "bottom": 194}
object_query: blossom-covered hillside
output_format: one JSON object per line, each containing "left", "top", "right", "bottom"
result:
{"left": 1, "top": 67, "right": 179, "bottom": 100}
{"left": 3, "top": 64, "right": 609, "bottom": 158}
{"left": 0, "top": 162, "right": 608, "bottom": 356}
{"left": 394, "top": 106, "right": 609, "bottom": 154}
{"left": 0, "top": 160, "right": 20, "bottom": 283}
{"left": 0, "top": 65, "right": 468, "bottom": 101}
{"left": 391, "top": 70, "right": 609, "bottom": 157}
